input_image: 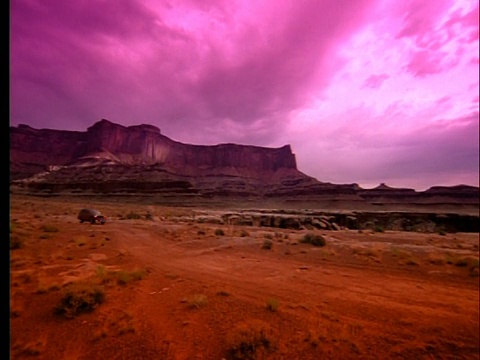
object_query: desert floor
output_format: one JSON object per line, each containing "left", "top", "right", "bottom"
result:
{"left": 9, "top": 194, "right": 479, "bottom": 359}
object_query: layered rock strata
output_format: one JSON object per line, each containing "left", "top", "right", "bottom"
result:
{"left": 10, "top": 119, "right": 479, "bottom": 212}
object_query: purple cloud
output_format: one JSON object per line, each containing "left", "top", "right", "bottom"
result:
{"left": 9, "top": 0, "right": 479, "bottom": 189}
{"left": 363, "top": 74, "right": 389, "bottom": 89}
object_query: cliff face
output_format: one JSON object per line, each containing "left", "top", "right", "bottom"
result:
{"left": 10, "top": 119, "right": 299, "bottom": 179}
{"left": 9, "top": 119, "right": 479, "bottom": 212}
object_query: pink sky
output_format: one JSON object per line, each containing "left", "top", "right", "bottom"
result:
{"left": 10, "top": 0, "right": 479, "bottom": 190}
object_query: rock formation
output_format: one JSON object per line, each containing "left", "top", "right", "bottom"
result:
{"left": 10, "top": 119, "right": 479, "bottom": 212}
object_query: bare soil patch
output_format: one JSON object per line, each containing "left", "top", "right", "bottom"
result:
{"left": 10, "top": 194, "right": 479, "bottom": 359}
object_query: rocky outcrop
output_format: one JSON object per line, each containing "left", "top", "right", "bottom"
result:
{"left": 10, "top": 119, "right": 299, "bottom": 179}
{"left": 9, "top": 119, "right": 479, "bottom": 212}
{"left": 186, "top": 209, "right": 479, "bottom": 233}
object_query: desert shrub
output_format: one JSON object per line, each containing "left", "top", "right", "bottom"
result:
{"left": 263, "top": 233, "right": 273, "bottom": 239}
{"left": 266, "top": 298, "right": 279, "bottom": 312}
{"left": 216, "top": 291, "right": 230, "bottom": 297}
{"left": 10, "top": 234, "right": 23, "bottom": 250}
{"left": 374, "top": 225, "right": 385, "bottom": 233}
{"left": 188, "top": 294, "right": 208, "bottom": 309}
{"left": 215, "top": 228, "right": 225, "bottom": 236}
{"left": 300, "top": 233, "right": 326, "bottom": 247}
{"left": 145, "top": 212, "right": 154, "bottom": 221}
{"left": 54, "top": 283, "right": 105, "bottom": 318}
{"left": 164, "top": 273, "right": 178, "bottom": 280}
{"left": 454, "top": 258, "right": 470, "bottom": 267}
{"left": 197, "top": 230, "right": 206, "bottom": 236}
{"left": 226, "top": 320, "right": 273, "bottom": 360}
{"left": 115, "top": 269, "right": 147, "bottom": 285}
{"left": 126, "top": 212, "right": 141, "bottom": 220}
{"left": 240, "top": 230, "right": 249, "bottom": 237}
{"left": 261, "top": 239, "right": 273, "bottom": 250}
{"left": 41, "top": 224, "right": 59, "bottom": 233}
{"left": 96, "top": 266, "right": 147, "bottom": 285}
{"left": 437, "top": 230, "right": 447, "bottom": 236}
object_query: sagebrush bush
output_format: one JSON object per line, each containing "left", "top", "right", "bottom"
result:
{"left": 226, "top": 320, "right": 273, "bottom": 360}
{"left": 126, "top": 212, "right": 141, "bottom": 220}
{"left": 261, "top": 239, "right": 273, "bottom": 250}
{"left": 41, "top": 224, "right": 59, "bottom": 233}
{"left": 54, "top": 283, "right": 105, "bottom": 318}
{"left": 10, "top": 234, "right": 23, "bottom": 250}
{"left": 300, "top": 233, "right": 326, "bottom": 247}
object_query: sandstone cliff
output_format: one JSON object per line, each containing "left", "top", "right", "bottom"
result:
{"left": 11, "top": 119, "right": 301, "bottom": 180}
{"left": 10, "top": 119, "right": 479, "bottom": 212}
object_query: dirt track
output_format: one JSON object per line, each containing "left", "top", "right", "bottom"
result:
{"left": 9, "top": 195, "right": 480, "bottom": 359}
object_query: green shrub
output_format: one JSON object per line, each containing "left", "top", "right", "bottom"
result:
{"left": 300, "top": 233, "right": 326, "bottom": 247}
{"left": 215, "top": 228, "right": 225, "bottom": 236}
{"left": 374, "top": 225, "right": 384, "bottom": 233}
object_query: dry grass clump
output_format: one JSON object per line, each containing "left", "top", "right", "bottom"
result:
{"left": 226, "top": 319, "right": 274, "bottom": 360}
{"left": 10, "top": 222, "right": 31, "bottom": 249}
{"left": 352, "top": 246, "right": 380, "bottom": 258}
{"left": 266, "top": 297, "right": 279, "bottom": 312}
{"left": 96, "top": 265, "right": 147, "bottom": 285}
{"left": 125, "top": 212, "right": 142, "bottom": 220}
{"left": 40, "top": 224, "right": 59, "bottom": 233}
{"left": 115, "top": 269, "right": 147, "bottom": 285}
{"left": 300, "top": 233, "right": 326, "bottom": 247}
{"left": 187, "top": 294, "right": 208, "bottom": 309}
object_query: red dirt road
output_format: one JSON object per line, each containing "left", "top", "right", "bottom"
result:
{"left": 9, "top": 195, "right": 480, "bottom": 359}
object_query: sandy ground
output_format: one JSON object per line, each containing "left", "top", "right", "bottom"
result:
{"left": 9, "top": 194, "right": 479, "bottom": 359}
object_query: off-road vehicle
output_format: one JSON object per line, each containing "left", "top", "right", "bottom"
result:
{"left": 77, "top": 208, "right": 106, "bottom": 225}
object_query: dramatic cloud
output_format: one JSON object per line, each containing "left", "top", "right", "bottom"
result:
{"left": 363, "top": 74, "right": 390, "bottom": 89}
{"left": 10, "top": 0, "right": 479, "bottom": 190}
